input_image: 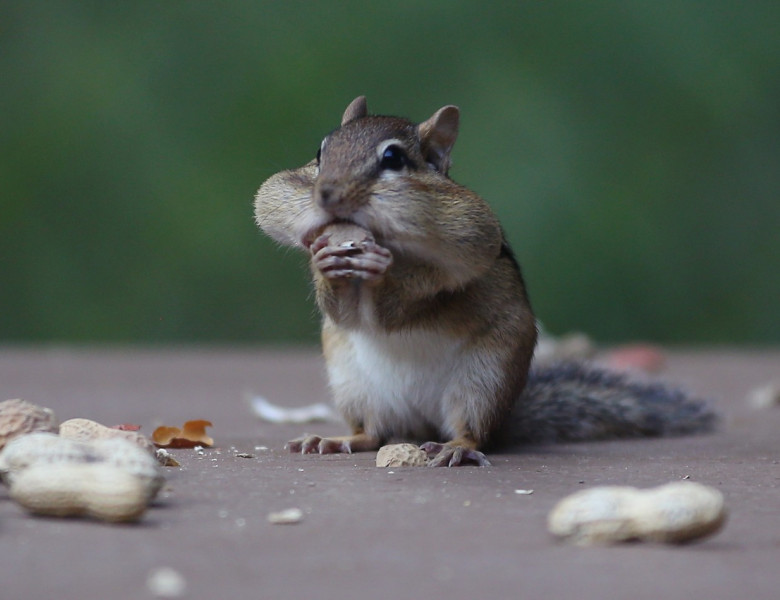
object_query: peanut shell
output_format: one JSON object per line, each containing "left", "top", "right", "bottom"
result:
{"left": 10, "top": 463, "right": 150, "bottom": 522}
{"left": 376, "top": 443, "right": 429, "bottom": 467}
{"left": 0, "top": 432, "right": 163, "bottom": 500}
{"left": 59, "top": 417, "right": 155, "bottom": 453}
{"left": 0, "top": 399, "right": 58, "bottom": 450}
{"left": 322, "top": 222, "right": 374, "bottom": 249}
{"left": 548, "top": 481, "right": 727, "bottom": 545}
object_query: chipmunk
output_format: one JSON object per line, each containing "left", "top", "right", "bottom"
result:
{"left": 253, "top": 96, "right": 715, "bottom": 466}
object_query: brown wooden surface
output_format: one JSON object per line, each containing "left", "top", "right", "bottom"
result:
{"left": 0, "top": 347, "right": 778, "bottom": 600}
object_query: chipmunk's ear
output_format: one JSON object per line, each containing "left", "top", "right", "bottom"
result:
{"left": 418, "top": 105, "right": 460, "bottom": 174}
{"left": 341, "top": 96, "right": 368, "bottom": 125}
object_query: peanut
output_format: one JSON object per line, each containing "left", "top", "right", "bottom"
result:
{"left": 59, "top": 417, "right": 155, "bottom": 453}
{"left": 10, "top": 463, "right": 150, "bottom": 522}
{"left": 0, "top": 399, "right": 58, "bottom": 450}
{"left": 321, "top": 222, "right": 375, "bottom": 249}
{"left": 547, "top": 481, "right": 727, "bottom": 545}
{"left": 376, "top": 443, "right": 429, "bottom": 467}
{"left": 0, "top": 432, "right": 163, "bottom": 496}
{"left": 0, "top": 432, "right": 164, "bottom": 517}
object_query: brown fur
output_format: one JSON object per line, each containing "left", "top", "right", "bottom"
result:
{"left": 255, "top": 97, "right": 536, "bottom": 465}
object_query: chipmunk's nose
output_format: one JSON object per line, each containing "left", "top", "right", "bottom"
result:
{"left": 314, "top": 180, "right": 338, "bottom": 208}
{"left": 314, "top": 179, "right": 354, "bottom": 217}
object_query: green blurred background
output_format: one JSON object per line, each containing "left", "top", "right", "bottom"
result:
{"left": 1, "top": 1, "right": 778, "bottom": 345}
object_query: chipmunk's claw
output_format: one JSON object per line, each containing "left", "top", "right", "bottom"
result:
{"left": 286, "top": 435, "right": 352, "bottom": 454}
{"left": 420, "top": 442, "right": 491, "bottom": 467}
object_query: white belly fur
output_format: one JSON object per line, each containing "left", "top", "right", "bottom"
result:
{"left": 326, "top": 327, "right": 465, "bottom": 441}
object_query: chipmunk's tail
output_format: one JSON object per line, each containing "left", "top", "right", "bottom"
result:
{"left": 508, "top": 362, "right": 717, "bottom": 444}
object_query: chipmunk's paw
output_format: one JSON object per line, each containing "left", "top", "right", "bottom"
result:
{"left": 311, "top": 234, "right": 392, "bottom": 282}
{"left": 421, "top": 442, "right": 492, "bottom": 467}
{"left": 286, "top": 435, "right": 352, "bottom": 455}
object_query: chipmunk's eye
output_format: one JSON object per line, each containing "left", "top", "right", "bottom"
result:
{"left": 379, "top": 145, "right": 408, "bottom": 171}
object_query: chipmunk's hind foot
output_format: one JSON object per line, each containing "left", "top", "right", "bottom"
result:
{"left": 421, "top": 441, "right": 492, "bottom": 467}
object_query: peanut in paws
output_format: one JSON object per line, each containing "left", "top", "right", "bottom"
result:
{"left": 312, "top": 223, "right": 392, "bottom": 282}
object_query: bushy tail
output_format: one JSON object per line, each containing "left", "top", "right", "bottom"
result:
{"left": 508, "top": 362, "right": 717, "bottom": 444}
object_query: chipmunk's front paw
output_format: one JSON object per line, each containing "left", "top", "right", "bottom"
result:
{"left": 421, "top": 442, "right": 492, "bottom": 467}
{"left": 286, "top": 435, "right": 352, "bottom": 454}
{"left": 311, "top": 234, "right": 392, "bottom": 282}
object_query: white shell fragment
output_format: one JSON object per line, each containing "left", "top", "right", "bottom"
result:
{"left": 248, "top": 395, "right": 337, "bottom": 424}
{"left": 146, "top": 567, "right": 188, "bottom": 598}
{"left": 376, "top": 443, "right": 429, "bottom": 467}
{"left": 156, "top": 448, "right": 181, "bottom": 467}
{"left": 534, "top": 330, "right": 596, "bottom": 364}
{"left": 547, "top": 481, "right": 727, "bottom": 545}
{"left": 747, "top": 383, "right": 780, "bottom": 410}
{"left": 267, "top": 507, "right": 304, "bottom": 524}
